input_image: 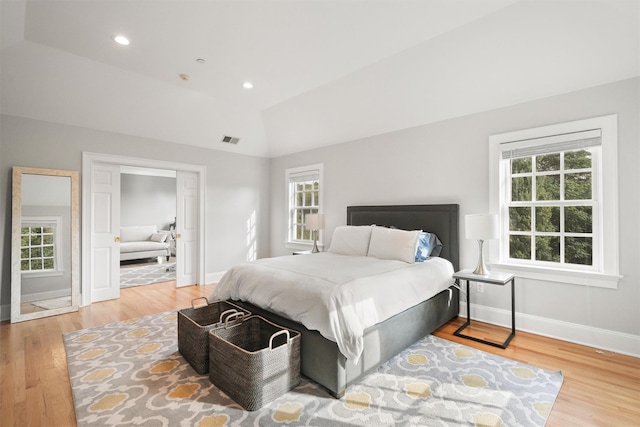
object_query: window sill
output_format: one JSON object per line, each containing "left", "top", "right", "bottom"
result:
{"left": 21, "top": 270, "right": 64, "bottom": 278}
{"left": 285, "top": 241, "right": 324, "bottom": 252}
{"left": 490, "top": 263, "right": 621, "bottom": 289}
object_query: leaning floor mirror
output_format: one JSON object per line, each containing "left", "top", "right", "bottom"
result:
{"left": 11, "top": 167, "right": 80, "bottom": 323}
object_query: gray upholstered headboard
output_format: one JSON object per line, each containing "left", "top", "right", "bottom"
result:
{"left": 346, "top": 204, "right": 460, "bottom": 271}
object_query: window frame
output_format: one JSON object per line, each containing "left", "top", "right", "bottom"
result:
{"left": 285, "top": 163, "right": 324, "bottom": 250}
{"left": 489, "top": 115, "right": 621, "bottom": 289}
{"left": 20, "top": 216, "right": 64, "bottom": 278}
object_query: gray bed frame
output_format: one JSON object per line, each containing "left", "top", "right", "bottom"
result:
{"left": 234, "top": 204, "right": 460, "bottom": 398}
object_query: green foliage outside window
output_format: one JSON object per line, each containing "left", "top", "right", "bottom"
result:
{"left": 536, "top": 153, "right": 560, "bottom": 172}
{"left": 509, "top": 235, "right": 531, "bottom": 259}
{"left": 565, "top": 150, "right": 591, "bottom": 169}
{"left": 565, "top": 237, "right": 592, "bottom": 265}
{"left": 292, "top": 180, "right": 319, "bottom": 241}
{"left": 536, "top": 235, "right": 560, "bottom": 262}
{"left": 509, "top": 207, "right": 531, "bottom": 232}
{"left": 536, "top": 206, "right": 560, "bottom": 232}
{"left": 20, "top": 225, "right": 56, "bottom": 272}
{"left": 565, "top": 172, "right": 591, "bottom": 199}
{"left": 508, "top": 149, "right": 594, "bottom": 266}
{"left": 511, "top": 177, "right": 531, "bottom": 201}
{"left": 536, "top": 175, "right": 560, "bottom": 200}
{"left": 511, "top": 157, "right": 531, "bottom": 174}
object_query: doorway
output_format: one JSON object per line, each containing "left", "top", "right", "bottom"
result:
{"left": 81, "top": 152, "right": 206, "bottom": 306}
{"left": 119, "top": 166, "right": 177, "bottom": 289}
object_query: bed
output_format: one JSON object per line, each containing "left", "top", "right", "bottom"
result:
{"left": 213, "top": 204, "right": 459, "bottom": 398}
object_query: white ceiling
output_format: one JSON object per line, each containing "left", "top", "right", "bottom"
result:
{"left": 1, "top": 0, "right": 638, "bottom": 158}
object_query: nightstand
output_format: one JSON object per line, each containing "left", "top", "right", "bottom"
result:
{"left": 453, "top": 270, "right": 516, "bottom": 349}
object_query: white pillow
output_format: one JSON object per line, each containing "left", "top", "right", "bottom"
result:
{"left": 367, "top": 227, "right": 421, "bottom": 263}
{"left": 328, "top": 226, "right": 373, "bottom": 256}
{"left": 149, "top": 232, "right": 167, "bottom": 243}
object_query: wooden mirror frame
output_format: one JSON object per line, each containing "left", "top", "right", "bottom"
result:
{"left": 11, "top": 167, "right": 80, "bottom": 323}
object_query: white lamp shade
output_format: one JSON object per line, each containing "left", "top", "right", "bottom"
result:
{"left": 465, "top": 214, "right": 499, "bottom": 240}
{"left": 305, "top": 213, "right": 325, "bottom": 230}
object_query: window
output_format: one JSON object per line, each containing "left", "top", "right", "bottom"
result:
{"left": 20, "top": 216, "right": 63, "bottom": 275}
{"left": 286, "top": 164, "right": 323, "bottom": 248}
{"left": 489, "top": 115, "right": 621, "bottom": 289}
{"left": 505, "top": 131, "right": 599, "bottom": 268}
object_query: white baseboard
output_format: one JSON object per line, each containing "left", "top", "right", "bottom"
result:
{"left": 21, "top": 289, "right": 71, "bottom": 303}
{"left": 459, "top": 302, "right": 640, "bottom": 358}
{"left": 205, "top": 271, "right": 226, "bottom": 285}
{"left": 1, "top": 290, "right": 71, "bottom": 322}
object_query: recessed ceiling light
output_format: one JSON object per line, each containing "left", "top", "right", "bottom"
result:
{"left": 243, "top": 82, "right": 254, "bottom": 89}
{"left": 179, "top": 74, "right": 190, "bottom": 81}
{"left": 113, "top": 35, "right": 130, "bottom": 46}
{"left": 196, "top": 58, "right": 206, "bottom": 64}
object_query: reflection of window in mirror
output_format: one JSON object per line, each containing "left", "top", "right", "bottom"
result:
{"left": 12, "top": 167, "right": 79, "bottom": 323}
{"left": 20, "top": 216, "right": 64, "bottom": 277}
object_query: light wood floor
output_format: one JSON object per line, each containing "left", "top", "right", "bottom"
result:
{"left": 433, "top": 318, "right": 640, "bottom": 426}
{"left": 1, "top": 281, "right": 638, "bottom": 426}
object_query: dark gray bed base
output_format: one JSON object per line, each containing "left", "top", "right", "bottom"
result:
{"left": 234, "top": 204, "right": 460, "bottom": 398}
{"left": 234, "top": 287, "right": 458, "bottom": 398}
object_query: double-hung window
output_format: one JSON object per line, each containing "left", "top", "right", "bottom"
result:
{"left": 489, "top": 115, "right": 621, "bottom": 288}
{"left": 20, "top": 216, "right": 63, "bottom": 276}
{"left": 286, "top": 163, "right": 323, "bottom": 248}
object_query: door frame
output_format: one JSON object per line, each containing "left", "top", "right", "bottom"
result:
{"left": 81, "top": 152, "right": 206, "bottom": 306}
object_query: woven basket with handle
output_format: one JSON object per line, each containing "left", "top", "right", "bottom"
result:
{"left": 178, "top": 297, "right": 251, "bottom": 374}
{"left": 208, "top": 315, "right": 301, "bottom": 411}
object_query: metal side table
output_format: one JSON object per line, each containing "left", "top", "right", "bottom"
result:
{"left": 453, "top": 270, "right": 516, "bottom": 349}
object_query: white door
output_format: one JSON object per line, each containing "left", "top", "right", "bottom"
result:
{"left": 176, "top": 171, "right": 198, "bottom": 287}
{"left": 90, "top": 163, "right": 121, "bottom": 301}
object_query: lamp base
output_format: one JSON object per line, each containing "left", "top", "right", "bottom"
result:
{"left": 473, "top": 239, "right": 490, "bottom": 275}
{"left": 311, "top": 229, "right": 320, "bottom": 253}
{"left": 472, "top": 264, "right": 490, "bottom": 275}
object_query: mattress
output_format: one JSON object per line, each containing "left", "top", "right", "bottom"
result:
{"left": 211, "top": 252, "right": 454, "bottom": 361}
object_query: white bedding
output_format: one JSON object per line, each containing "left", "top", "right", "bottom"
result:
{"left": 211, "top": 252, "right": 454, "bottom": 362}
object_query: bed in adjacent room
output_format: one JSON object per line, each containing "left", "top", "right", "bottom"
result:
{"left": 211, "top": 204, "right": 460, "bottom": 398}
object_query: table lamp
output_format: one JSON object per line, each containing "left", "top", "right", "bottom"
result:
{"left": 465, "top": 213, "right": 499, "bottom": 275}
{"left": 304, "top": 213, "right": 325, "bottom": 253}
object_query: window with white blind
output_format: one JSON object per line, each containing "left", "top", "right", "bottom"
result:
{"left": 489, "top": 115, "right": 621, "bottom": 289}
{"left": 285, "top": 164, "right": 323, "bottom": 248}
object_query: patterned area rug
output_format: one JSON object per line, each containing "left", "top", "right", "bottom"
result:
{"left": 120, "top": 262, "right": 176, "bottom": 288}
{"left": 63, "top": 311, "right": 563, "bottom": 426}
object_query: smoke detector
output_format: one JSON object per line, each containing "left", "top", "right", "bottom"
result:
{"left": 221, "top": 135, "right": 240, "bottom": 145}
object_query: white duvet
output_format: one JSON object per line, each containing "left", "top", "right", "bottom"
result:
{"left": 211, "top": 253, "right": 454, "bottom": 362}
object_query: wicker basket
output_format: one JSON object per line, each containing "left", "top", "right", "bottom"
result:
{"left": 178, "top": 298, "right": 251, "bottom": 374}
{"left": 208, "top": 315, "right": 301, "bottom": 411}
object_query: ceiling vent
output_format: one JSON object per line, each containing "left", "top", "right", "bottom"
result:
{"left": 221, "top": 135, "right": 240, "bottom": 145}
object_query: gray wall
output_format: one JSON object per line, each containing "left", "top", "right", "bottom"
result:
{"left": 120, "top": 173, "right": 176, "bottom": 230}
{"left": 0, "top": 115, "right": 271, "bottom": 318}
{"left": 1, "top": 78, "right": 637, "bottom": 352}
{"left": 270, "top": 78, "right": 640, "bottom": 343}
